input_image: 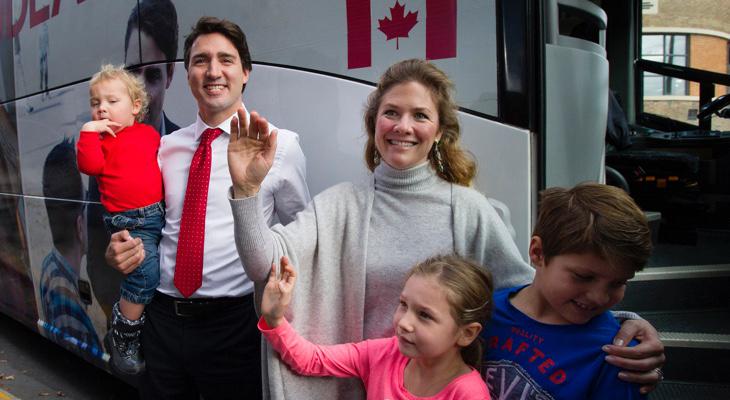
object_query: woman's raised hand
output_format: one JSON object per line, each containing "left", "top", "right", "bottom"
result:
{"left": 228, "top": 107, "right": 278, "bottom": 198}
{"left": 261, "top": 256, "right": 297, "bottom": 328}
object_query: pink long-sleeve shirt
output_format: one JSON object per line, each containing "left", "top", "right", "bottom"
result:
{"left": 259, "top": 318, "right": 490, "bottom": 400}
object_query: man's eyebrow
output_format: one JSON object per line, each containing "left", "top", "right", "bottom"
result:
{"left": 216, "top": 51, "right": 238, "bottom": 59}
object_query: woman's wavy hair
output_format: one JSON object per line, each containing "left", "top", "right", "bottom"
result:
{"left": 407, "top": 254, "right": 494, "bottom": 369}
{"left": 363, "top": 59, "right": 476, "bottom": 186}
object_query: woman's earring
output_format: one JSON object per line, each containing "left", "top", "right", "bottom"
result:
{"left": 374, "top": 149, "right": 381, "bottom": 165}
{"left": 433, "top": 141, "right": 444, "bottom": 173}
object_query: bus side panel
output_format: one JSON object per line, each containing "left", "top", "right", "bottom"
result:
{"left": 544, "top": 44, "right": 609, "bottom": 187}
{"left": 0, "top": 102, "right": 37, "bottom": 328}
{"left": 16, "top": 89, "right": 109, "bottom": 366}
{"left": 8, "top": 0, "right": 133, "bottom": 100}
{"left": 242, "top": 65, "right": 372, "bottom": 196}
{"left": 170, "top": 0, "right": 499, "bottom": 117}
{"left": 0, "top": 194, "right": 35, "bottom": 325}
{"left": 1, "top": 25, "right": 14, "bottom": 103}
{"left": 240, "top": 65, "right": 532, "bottom": 257}
{"left": 461, "top": 116, "right": 532, "bottom": 258}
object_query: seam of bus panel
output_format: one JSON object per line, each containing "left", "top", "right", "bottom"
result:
{"left": 253, "top": 61, "right": 505, "bottom": 123}
{"left": 0, "top": 193, "right": 99, "bottom": 205}
{"left": 2, "top": 60, "right": 505, "bottom": 124}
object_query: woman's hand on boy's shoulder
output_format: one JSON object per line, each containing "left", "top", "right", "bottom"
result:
{"left": 603, "top": 318, "right": 666, "bottom": 394}
{"left": 81, "top": 119, "right": 122, "bottom": 137}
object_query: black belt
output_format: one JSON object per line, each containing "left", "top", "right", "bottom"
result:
{"left": 154, "top": 291, "right": 252, "bottom": 318}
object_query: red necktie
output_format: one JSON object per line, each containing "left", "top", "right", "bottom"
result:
{"left": 174, "top": 127, "right": 223, "bottom": 297}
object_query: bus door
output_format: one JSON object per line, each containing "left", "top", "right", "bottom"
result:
{"left": 604, "top": 0, "right": 730, "bottom": 395}
{"left": 544, "top": 0, "right": 609, "bottom": 189}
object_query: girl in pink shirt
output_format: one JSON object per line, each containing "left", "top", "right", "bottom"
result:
{"left": 259, "top": 255, "right": 492, "bottom": 399}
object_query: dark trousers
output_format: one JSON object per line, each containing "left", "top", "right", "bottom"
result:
{"left": 140, "top": 292, "right": 262, "bottom": 400}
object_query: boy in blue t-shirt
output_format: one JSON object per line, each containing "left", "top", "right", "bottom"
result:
{"left": 482, "top": 183, "right": 652, "bottom": 399}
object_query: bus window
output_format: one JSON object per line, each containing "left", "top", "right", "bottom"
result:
{"left": 640, "top": 4, "right": 730, "bottom": 132}
{"left": 607, "top": 0, "right": 730, "bottom": 269}
{"left": 604, "top": 3, "right": 730, "bottom": 393}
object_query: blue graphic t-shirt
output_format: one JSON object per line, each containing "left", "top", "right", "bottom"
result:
{"left": 481, "top": 285, "right": 645, "bottom": 400}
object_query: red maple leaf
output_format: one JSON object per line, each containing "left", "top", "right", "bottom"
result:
{"left": 378, "top": 1, "right": 418, "bottom": 50}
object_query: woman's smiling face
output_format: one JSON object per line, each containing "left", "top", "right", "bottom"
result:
{"left": 374, "top": 81, "right": 442, "bottom": 170}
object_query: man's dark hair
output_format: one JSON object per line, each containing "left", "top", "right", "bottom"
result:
{"left": 183, "top": 16, "right": 253, "bottom": 75}
{"left": 42, "top": 138, "right": 84, "bottom": 251}
{"left": 124, "top": 0, "right": 179, "bottom": 62}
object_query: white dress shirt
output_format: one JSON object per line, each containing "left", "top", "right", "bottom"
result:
{"left": 157, "top": 106, "right": 310, "bottom": 298}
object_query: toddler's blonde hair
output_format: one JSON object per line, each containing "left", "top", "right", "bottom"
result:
{"left": 89, "top": 64, "right": 148, "bottom": 123}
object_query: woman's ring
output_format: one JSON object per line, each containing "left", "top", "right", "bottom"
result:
{"left": 654, "top": 368, "right": 664, "bottom": 382}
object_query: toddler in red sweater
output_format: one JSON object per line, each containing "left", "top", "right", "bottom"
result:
{"left": 77, "top": 64, "right": 163, "bottom": 375}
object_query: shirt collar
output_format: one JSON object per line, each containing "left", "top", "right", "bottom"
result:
{"left": 194, "top": 103, "right": 249, "bottom": 141}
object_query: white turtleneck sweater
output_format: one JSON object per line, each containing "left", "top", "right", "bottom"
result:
{"left": 365, "top": 162, "right": 455, "bottom": 339}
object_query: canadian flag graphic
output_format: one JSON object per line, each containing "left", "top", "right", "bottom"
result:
{"left": 346, "top": 0, "right": 457, "bottom": 69}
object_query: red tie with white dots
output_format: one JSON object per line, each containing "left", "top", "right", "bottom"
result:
{"left": 174, "top": 127, "right": 223, "bottom": 298}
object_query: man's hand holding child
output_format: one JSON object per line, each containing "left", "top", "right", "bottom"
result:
{"left": 105, "top": 230, "right": 144, "bottom": 274}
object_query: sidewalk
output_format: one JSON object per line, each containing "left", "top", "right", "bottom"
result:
{"left": 0, "top": 313, "right": 137, "bottom": 400}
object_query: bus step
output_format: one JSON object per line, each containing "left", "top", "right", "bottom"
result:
{"left": 642, "top": 308, "right": 730, "bottom": 338}
{"left": 640, "top": 309, "right": 730, "bottom": 383}
{"left": 649, "top": 381, "right": 730, "bottom": 400}
{"left": 660, "top": 331, "right": 730, "bottom": 350}
{"left": 634, "top": 264, "right": 730, "bottom": 282}
{"left": 619, "top": 265, "right": 730, "bottom": 312}
{"left": 655, "top": 344, "right": 730, "bottom": 384}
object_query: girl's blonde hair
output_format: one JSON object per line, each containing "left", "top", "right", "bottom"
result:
{"left": 364, "top": 59, "right": 476, "bottom": 186}
{"left": 406, "top": 254, "right": 493, "bottom": 369}
{"left": 89, "top": 64, "right": 148, "bottom": 123}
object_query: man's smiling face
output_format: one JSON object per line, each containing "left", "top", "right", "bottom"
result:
{"left": 187, "top": 32, "right": 249, "bottom": 126}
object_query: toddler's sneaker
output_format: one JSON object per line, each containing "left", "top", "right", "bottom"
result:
{"left": 106, "top": 302, "right": 145, "bottom": 375}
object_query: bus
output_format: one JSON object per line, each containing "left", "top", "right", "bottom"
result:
{"left": 1, "top": 0, "right": 728, "bottom": 396}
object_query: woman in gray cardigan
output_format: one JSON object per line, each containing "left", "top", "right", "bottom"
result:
{"left": 227, "top": 59, "right": 664, "bottom": 399}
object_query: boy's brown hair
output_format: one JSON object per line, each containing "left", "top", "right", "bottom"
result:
{"left": 532, "top": 182, "right": 652, "bottom": 272}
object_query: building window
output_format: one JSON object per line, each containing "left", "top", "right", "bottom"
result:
{"left": 642, "top": 34, "right": 689, "bottom": 95}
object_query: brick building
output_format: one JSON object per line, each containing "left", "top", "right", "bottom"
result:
{"left": 641, "top": 0, "right": 729, "bottom": 130}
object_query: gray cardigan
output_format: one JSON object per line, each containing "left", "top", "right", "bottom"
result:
{"left": 230, "top": 177, "right": 535, "bottom": 399}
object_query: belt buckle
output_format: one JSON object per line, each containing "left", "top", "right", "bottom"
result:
{"left": 173, "top": 299, "right": 195, "bottom": 317}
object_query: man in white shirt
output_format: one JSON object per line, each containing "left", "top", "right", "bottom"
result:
{"left": 105, "top": 16, "right": 310, "bottom": 399}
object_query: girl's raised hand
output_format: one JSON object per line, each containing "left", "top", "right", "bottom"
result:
{"left": 261, "top": 256, "right": 297, "bottom": 328}
{"left": 228, "top": 107, "right": 278, "bottom": 198}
